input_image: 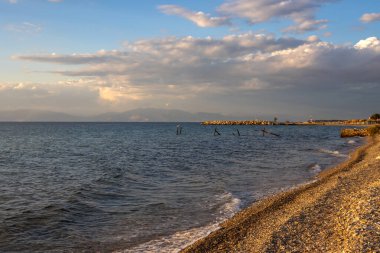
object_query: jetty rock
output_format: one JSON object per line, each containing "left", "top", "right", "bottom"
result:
{"left": 201, "top": 120, "right": 274, "bottom": 125}
{"left": 341, "top": 125, "right": 380, "bottom": 138}
{"left": 340, "top": 128, "right": 368, "bottom": 138}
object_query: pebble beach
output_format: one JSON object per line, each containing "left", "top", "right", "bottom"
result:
{"left": 183, "top": 135, "right": 380, "bottom": 252}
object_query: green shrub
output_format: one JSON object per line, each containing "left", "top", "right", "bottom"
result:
{"left": 367, "top": 125, "right": 380, "bottom": 136}
{"left": 369, "top": 113, "right": 380, "bottom": 120}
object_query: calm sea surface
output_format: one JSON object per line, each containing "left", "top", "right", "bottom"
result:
{"left": 0, "top": 123, "right": 363, "bottom": 252}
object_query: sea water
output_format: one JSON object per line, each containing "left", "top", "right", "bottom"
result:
{"left": 0, "top": 123, "right": 363, "bottom": 252}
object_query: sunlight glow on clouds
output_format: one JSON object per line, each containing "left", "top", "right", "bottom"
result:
{"left": 99, "top": 86, "right": 148, "bottom": 103}
{"left": 354, "top": 37, "right": 380, "bottom": 51}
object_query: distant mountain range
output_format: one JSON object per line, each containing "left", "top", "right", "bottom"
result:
{"left": 0, "top": 108, "right": 250, "bottom": 122}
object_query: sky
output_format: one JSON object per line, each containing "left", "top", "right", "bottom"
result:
{"left": 0, "top": 0, "right": 379, "bottom": 120}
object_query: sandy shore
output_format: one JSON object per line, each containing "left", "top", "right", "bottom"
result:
{"left": 182, "top": 136, "right": 380, "bottom": 252}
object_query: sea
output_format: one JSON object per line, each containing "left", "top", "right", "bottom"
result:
{"left": 0, "top": 123, "right": 363, "bottom": 252}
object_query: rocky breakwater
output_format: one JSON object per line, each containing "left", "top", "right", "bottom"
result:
{"left": 341, "top": 128, "right": 369, "bottom": 138}
{"left": 201, "top": 120, "right": 274, "bottom": 125}
{"left": 341, "top": 125, "right": 380, "bottom": 138}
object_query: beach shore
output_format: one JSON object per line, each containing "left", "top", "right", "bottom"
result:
{"left": 182, "top": 135, "right": 380, "bottom": 252}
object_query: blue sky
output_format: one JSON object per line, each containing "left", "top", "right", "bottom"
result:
{"left": 2, "top": 1, "right": 378, "bottom": 51}
{"left": 0, "top": 0, "right": 379, "bottom": 119}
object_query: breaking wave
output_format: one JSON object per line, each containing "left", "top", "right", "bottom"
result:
{"left": 319, "top": 149, "right": 348, "bottom": 158}
{"left": 308, "top": 163, "right": 322, "bottom": 173}
{"left": 119, "top": 192, "right": 241, "bottom": 253}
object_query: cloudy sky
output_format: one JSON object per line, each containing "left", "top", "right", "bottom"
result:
{"left": 1, "top": 0, "right": 379, "bottom": 120}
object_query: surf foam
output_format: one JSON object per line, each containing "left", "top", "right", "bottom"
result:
{"left": 319, "top": 149, "right": 348, "bottom": 158}
{"left": 308, "top": 163, "right": 322, "bottom": 173}
{"left": 118, "top": 193, "right": 241, "bottom": 253}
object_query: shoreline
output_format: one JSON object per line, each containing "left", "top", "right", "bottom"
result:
{"left": 182, "top": 136, "right": 380, "bottom": 252}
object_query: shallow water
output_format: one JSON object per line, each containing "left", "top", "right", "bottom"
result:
{"left": 0, "top": 123, "right": 363, "bottom": 252}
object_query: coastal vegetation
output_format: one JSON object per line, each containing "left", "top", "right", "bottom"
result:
{"left": 369, "top": 113, "right": 380, "bottom": 120}
{"left": 367, "top": 125, "right": 380, "bottom": 136}
{"left": 340, "top": 113, "right": 380, "bottom": 137}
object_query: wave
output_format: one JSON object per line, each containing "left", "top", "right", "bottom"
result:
{"left": 146, "top": 179, "right": 323, "bottom": 253}
{"left": 118, "top": 192, "right": 241, "bottom": 253}
{"left": 318, "top": 149, "right": 348, "bottom": 158}
{"left": 308, "top": 163, "right": 322, "bottom": 173}
{"left": 214, "top": 192, "right": 241, "bottom": 220}
{"left": 347, "top": 140, "right": 356, "bottom": 144}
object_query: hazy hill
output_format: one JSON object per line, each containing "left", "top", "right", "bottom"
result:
{"left": 0, "top": 108, "right": 243, "bottom": 122}
{"left": 0, "top": 110, "right": 81, "bottom": 122}
{"left": 92, "top": 108, "right": 234, "bottom": 122}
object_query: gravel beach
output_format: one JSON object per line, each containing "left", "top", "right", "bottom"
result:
{"left": 183, "top": 136, "right": 380, "bottom": 252}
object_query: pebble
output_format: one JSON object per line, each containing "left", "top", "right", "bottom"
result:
{"left": 182, "top": 137, "right": 380, "bottom": 253}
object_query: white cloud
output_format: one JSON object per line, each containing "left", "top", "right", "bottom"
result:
{"left": 6, "top": 35, "right": 380, "bottom": 118}
{"left": 218, "top": 0, "right": 332, "bottom": 23}
{"left": 360, "top": 13, "right": 380, "bottom": 23}
{"left": 4, "top": 22, "right": 42, "bottom": 33}
{"left": 306, "top": 35, "right": 320, "bottom": 42}
{"left": 283, "top": 19, "right": 328, "bottom": 33}
{"left": 354, "top": 37, "right": 380, "bottom": 51}
{"left": 157, "top": 0, "right": 333, "bottom": 32}
{"left": 0, "top": 81, "right": 100, "bottom": 113}
{"left": 158, "top": 5, "right": 231, "bottom": 27}
{"left": 15, "top": 51, "right": 122, "bottom": 64}
{"left": 6, "top": 0, "right": 63, "bottom": 3}
{"left": 14, "top": 35, "right": 380, "bottom": 94}
{"left": 218, "top": 0, "right": 334, "bottom": 33}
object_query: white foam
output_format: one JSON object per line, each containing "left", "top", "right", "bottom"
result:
{"left": 118, "top": 224, "right": 219, "bottom": 253}
{"left": 319, "top": 149, "right": 348, "bottom": 158}
{"left": 347, "top": 140, "right": 356, "bottom": 144}
{"left": 308, "top": 163, "right": 322, "bottom": 173}
{"left": 215, "top": 192, "right": 241, "bottom": 220}
{"left": 118, "top": 193, "right": 241, "bottom": 253}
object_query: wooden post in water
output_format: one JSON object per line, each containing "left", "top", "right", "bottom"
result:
{"left": 176, "top": 124, "right": 182, "bottom": 135}
{"left": 214, "top": 127, "right": 221, "bottom": 136}
{"left": 261, "top": 128, "right": 281, "bottom": 137}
